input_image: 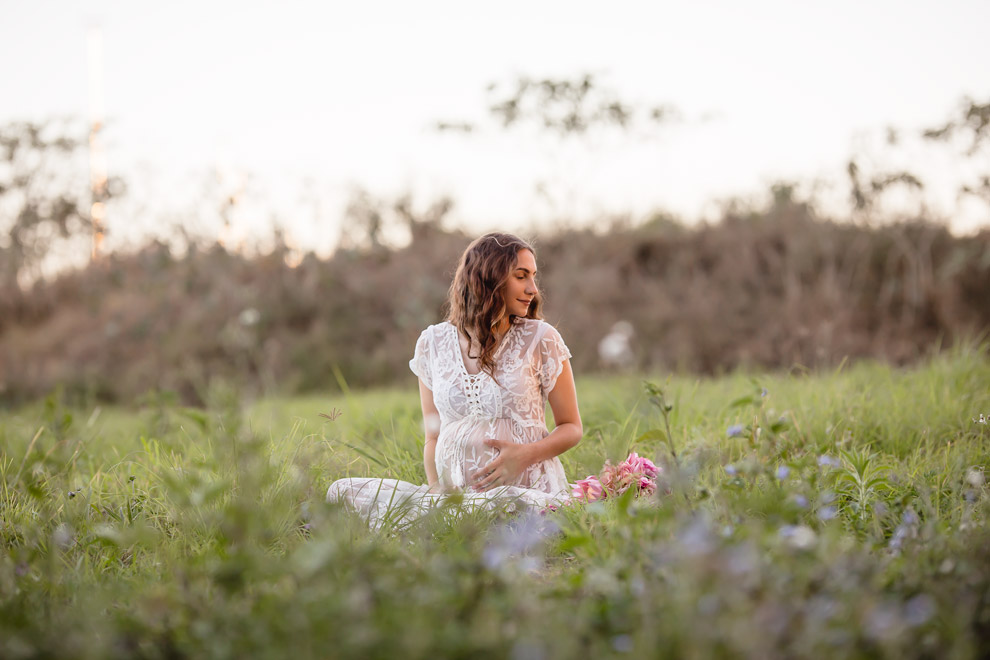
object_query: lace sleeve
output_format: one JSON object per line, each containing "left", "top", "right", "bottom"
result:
{"left": 538, "top": 324, "right": 572, "bottom": 394}
{"left": 409, "top": 328, "right": 433, "bottom": 390}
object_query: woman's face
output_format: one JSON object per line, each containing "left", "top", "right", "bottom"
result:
{"left": 502, "top": 249, "right": 538, "bottom": 318}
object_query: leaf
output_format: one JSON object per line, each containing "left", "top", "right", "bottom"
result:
{"left": 178, "top": 408, "right": 209, "bottom": 431}
{"left": 729, "top": 395, "right": 757, "bottom": 409}
{"left": 636, "top": 429, "right": 667, "bottom": 444}
{"left": 556, "top": 533, "right": 592, "bottom": 553}
{"left": 92, "top": 524, "right": 124, "bottom": 547}
{"left": 769, "top": 420, "right": 790, "bottom": 433}
{"left": 343, "top": 442, "right": 387, "bottom": 468}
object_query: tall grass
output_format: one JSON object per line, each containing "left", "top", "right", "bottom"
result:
{"left": 1, "top": 345, "right": 989, "bottom": 658}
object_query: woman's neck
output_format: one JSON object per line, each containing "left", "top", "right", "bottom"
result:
{"left": 465, "top": 317, "right": 512, "bottom": 348}
{"left": 492, "top": 316, "right": 511, "bottom": 337}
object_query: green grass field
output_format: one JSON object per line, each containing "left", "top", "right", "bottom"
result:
{"left": 2, "top": 345, "right": 989, "bottom": 658}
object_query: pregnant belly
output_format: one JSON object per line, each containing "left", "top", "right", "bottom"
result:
{"left": 436, "top": 418, "right": 515, "bottom": 491}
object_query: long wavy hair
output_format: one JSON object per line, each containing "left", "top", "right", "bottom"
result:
{"left": 446, "top": 232, "right": 543, "bottom": 378}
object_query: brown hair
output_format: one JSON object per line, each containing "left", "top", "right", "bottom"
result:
{"left": 446, "top": 232, "right": 543, "bottom": 378}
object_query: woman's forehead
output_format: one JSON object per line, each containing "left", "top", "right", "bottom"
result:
{"left": 515, "top": 249, "right": 537, "bottom": 270}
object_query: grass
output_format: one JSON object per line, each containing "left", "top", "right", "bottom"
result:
{"left": 1, "top": 344, "right": 989, "bottom": 658}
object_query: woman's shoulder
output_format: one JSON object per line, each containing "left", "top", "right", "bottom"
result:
{"left": 516, "top": 318, "right": 564, "bottom": 342}
{"left": 418, "top": 321, "right": 453, "bottom": 341}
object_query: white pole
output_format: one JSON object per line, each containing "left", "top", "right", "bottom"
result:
{"left": 87, "top": 25, "right": 108, "bottom": 260}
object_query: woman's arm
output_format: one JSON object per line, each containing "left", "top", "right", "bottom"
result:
{"left": 471, "top": 359, "right": 582, "bottom": 491}
{"left": 418, "top": 379, "right": 441, "bottom": 488}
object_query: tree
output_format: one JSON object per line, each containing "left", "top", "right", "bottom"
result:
{"left": 436, "top": 72, "right": 679, "bottom": 138}
{"left": 0, "top": 119, "right": 93, "bottom": 292}
{"left": 922, "top": 97, "right": 990, "bottom": 213}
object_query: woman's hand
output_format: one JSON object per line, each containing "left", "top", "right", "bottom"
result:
{"left": 470, "top": 439, "right": 532, "bottom": 491}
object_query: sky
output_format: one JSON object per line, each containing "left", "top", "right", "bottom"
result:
{"left": 2, "top": 0, "right": 990, "bottom": 258}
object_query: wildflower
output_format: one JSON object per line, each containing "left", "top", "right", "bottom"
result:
{"left": 817, "top": 506, "right": 837, "bottom": 521}
{"left": 779, "top": 524, "right": 817, "bottom": 550}
{"left": 761, "top": 388, "right": 768, "bottom": 397}
{"left": 67, "top": 490, "right": 76, "bottom": 499}
{"left": 52, "top": 524, "right": 73, "bottom": 550}
{"left": 965, "top": 467, "right": 985, "bottom": 488}
{"left": 866, "top": 603, "right": 903, "bottom": 642}
{"left": 775, "top": 465, "right": 790, "bottom": 480}
{"left": 904, "top": 595, "right": 935, "bottom": 626}
{"left": 791, "top": 494, "right": 809, "bottom": 508}
{"left": 974, "top": 413, "right": 987, "bottom": 425}
{"left": 482, "top": 512, "right": 557, "bottom": 571}
{"left": 724, "top": 464, "right": 738, "bottom": 476}
{"left": 727, "top": 424, "right": 744, "bottom": 438}
{"left": 611, "top": 635, "right": 633, "bottom": 653}
{"left": 817, "top": 454, "right": 841, "bottom": 468}
{"left": 540, "top": 499, "right": 571, "bottom": 514}
{"left": 571, "top": 475, "right": 604, "bottom": 502}
{"left": 888, "top": 516, "right": 918, "bottom": 552}
{"left": 678, "top": 514, "right": 715, "bottom": 555}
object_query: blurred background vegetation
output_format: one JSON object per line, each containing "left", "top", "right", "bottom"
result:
{"left": 1, "top": 79, "right": 989, "bottom": 406}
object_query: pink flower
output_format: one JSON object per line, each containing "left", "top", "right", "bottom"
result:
{"left": 638, "top": 476, "right": 657, "bottom": 496}
{"left": 571, "top": 475, "right": 604, "bottom": 502}
{"left": 623, "top": 452, "right": 660, "bottom": 479}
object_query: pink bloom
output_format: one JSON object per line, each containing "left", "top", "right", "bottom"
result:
{"left": 571, "top": 475, "right": 604, "bottom": 502}
{"left": 624, "top": 452, "right": 660, "bottom": 479}
{"left": 638, "top": 476, "right": 657, "bottom": 496}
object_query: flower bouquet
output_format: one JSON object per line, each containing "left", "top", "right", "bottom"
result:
{"left": 570, "top": 452, "right": 661, "bottom": 502}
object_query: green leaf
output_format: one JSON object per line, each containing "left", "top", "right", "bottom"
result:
{"left": 178, "top": 408, "right": 209, "bottom": 431}
{"left": 636, "top": 429, "right": 667, "bottom": 444}
{"left": 557, "top": 533, "right": 592, "bottom": 553}
{"left": 343, "top": 442, "right": 388, "bottom": 468}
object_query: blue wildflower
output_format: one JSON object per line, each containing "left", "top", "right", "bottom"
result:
{"left": 904, "top": 595, "right": 935, "bottom": 626}
{"left": 817, "top": 506, "right": 837, "bottom": 521}
{"left": 727, "top": 424, "right": 744, "bottom": 438}
{"left": 611, "top": 635, "right": 633, "bottom": 653}
{"left": 817, "top": 454, "right": 840, "bottom": 468}
{"left": 724, "top": 464, "right": 738, "bottom": 476}
{"left": 775, "top": 465, "right": 790, "bottom": 480}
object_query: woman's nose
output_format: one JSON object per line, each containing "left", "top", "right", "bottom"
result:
{"left": 526, "top": 282, "right": 538, "bottom": 295}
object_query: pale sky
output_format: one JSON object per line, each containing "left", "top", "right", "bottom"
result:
{"left": 3, "top": 0, "right": 989, "bottom": 257}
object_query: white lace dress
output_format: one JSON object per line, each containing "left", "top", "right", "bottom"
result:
{"left": 326, "top": 318, "right": 573, "bottom": 529}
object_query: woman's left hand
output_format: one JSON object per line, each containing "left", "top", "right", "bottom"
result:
{"left": 471, "top": 439, "right": 531, "bottom": 491}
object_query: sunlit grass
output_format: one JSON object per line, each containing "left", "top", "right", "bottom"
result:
{"left": 1, "top": 344, "right": 989, "bottom": 658}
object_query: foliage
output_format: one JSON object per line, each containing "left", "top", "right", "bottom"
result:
{"left": 1, "top": 348, "right": 989, "bottom": 657}
{"left": 436, "top": 73, "right": 679, "bottom": 137}
{"left": 0, "top": 120, "right": 110, "bottom": 296}
{"left": 2, "top": 200, "right": 990, "bottom": 406}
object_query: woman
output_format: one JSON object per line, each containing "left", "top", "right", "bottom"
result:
{"left": 326, "top": 233, "right": 582, "bottom": 528}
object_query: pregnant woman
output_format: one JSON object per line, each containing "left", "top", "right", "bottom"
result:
{"left": 326, "top": 232, "right": 582, "bottom": 528}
